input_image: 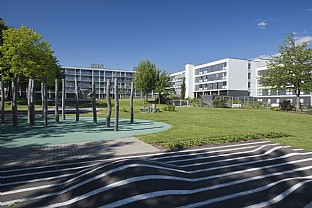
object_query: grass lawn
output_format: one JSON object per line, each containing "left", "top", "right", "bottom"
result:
{"left": 4, "top": 98, "right": 312, "bottom": 150}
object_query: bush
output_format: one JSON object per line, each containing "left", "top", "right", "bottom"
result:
{"left": 213, "top": 98, "right": 227, "bottom": 108}
{"left": 163, "top": 105, "right": 175, "bottom": 111}
{"left": 280, "top": 100, "right": 293, "bottom": 111}
{"left": 270, "top": 106, "right": 280, "bottom": 111}
{"left": 161, "top": 132, "right": 290, "bottom": 149}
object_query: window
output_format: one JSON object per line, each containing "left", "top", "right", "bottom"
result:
{"left": 248, "top": 63, "right": 251, "bottom": 69}
{"left": 248, "top": 82, "right": 251, "bottom": 88}
{"left": 267, "top": 99, "right": 271, "bottom": 104}
{"left": 248, "top": 73, "right": 251, "bottom": 79}
{"left": 286, "top": 89, "right": 293, "bottom": 95}
{"left": 276, "top": 99, "right": 280, "bottom": 103}
{"left": 268, "top": 89, "right": 271, "bottom": 95}
{"left": 257, "top": 89, "right": 262, "bottom": 96}
{"left": 223, "top": 72, "right": 227, "bottom": 79}
{"left": 216, "top": 73, "right": 219, "bottom": 79}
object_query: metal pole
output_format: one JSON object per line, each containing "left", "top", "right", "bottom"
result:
{"left": 75, "top": 77, "right": 79, "bottom": 121}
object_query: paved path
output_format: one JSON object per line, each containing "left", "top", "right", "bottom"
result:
{"left": 1, "top": 137, "right": 160, "bottom": 168}
{"left": 2, "top": 140, "right": 312, "bottom": 207}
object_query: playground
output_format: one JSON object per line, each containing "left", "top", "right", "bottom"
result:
{"left": 2, "top": 115, "right": 171, "bottom": 147}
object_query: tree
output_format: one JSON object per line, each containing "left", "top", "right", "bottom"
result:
{"left": 181, "top": 77, "right": 186, "bottom": 99}
{"left": 0, "top": 24, "right": 63, "bottom": 86}
{"left": 155, "top": 69, "right": 170, "bottom": 104}
{"left": 260, "top": 34, "right": 312, "bottom": 112}
{"left": 133, "top": 59, "right": 159, "bottom": 103}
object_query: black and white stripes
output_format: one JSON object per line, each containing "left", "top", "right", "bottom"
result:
{"left": 1, "top": 141, "right": 312, "bottom": 208}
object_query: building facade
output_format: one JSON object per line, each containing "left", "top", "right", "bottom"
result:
{"left": 184, "top": 58, "right": 267, "bottom": 98}
{"left": 252, "top": 66, "right": 312, "bottom": 106}
{"left": 169, "top": 71, "right": 185, "bottom": 97}
{"left": 62, "top": 65, "right": 137, "bottom": 99}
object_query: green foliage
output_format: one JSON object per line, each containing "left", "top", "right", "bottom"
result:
{"left": 162, "top": 132, "right": 290, "bottom": 149}
{"left": 270, "top": 106, "right": 280, "bottom": 111}
{"left": 163, "top": 105, "right": 175, "bottom": 111}
{"left": 181, "top": 77, "right": 186, "bottom": 99}
{"left": 259, "top": 34, "right": 312, "bottom": 111}
{"left": 133, "top": 59, "right": 159, "bottom": 103}
{"left": 0, "top": 24, "right": 63, "bottom": 86}
{"left": 155, "top": 69, "right": 171, "bottom": 104}
{"left": 213, "top": 97, "right": 227, "bottom": 108}
{"left": 280, "top": 100, "right": 293, "bottom": 111}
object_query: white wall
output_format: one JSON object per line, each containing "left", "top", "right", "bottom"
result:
{"left": 227, "top": 59, "right": 249, "bottom": 91}
{"left": 185, "top": 64, "right": 194, "bottom": 98}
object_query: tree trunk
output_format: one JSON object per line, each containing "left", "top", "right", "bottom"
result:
{"left": 92, "top": 81, "right": 97, "bottom": 124}
{"left": 55, "top": 79, "right": 59, "bottom": 123}
{"left": 106, "top": 79, "right": 112, "bottom": 127}
{"left": 43, "top": 75, "right": 48, "bottom": 127}
{"left": 114, "top": 78, "right": 119, "bottom": 131}
{"left": 1, "top": 80, "right": 5, "bottom": 123}
{"left": 30, "top": 79, "right": 35, "bottom": 125}
{"left": 41, "top": 83, "right": 45, "bottom": 119}
{"left": 75, "top": 77, "right": 79, "bottom": 121}
{"left": 130, "top": 82, "right": 134, "bottom": 124}
{"left": 296, "top": 93, "right": 301, "bottom": 112}
{"left": 12, "top": 78, "right": 18, "bottom": 126}
{"left": 62, "top": 79, "right": 65, "bottom": 120}
{"left": 28, "top": 79, "right": 31, "bottom": 124}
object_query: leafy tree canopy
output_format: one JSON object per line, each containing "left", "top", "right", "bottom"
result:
{"left": 260, "top": 34, "right": 312, "bottom": 111}
{"left": 155, "top": 69, "right": 170, "bottom": 104}
{"left": 0, "top": 23, "right": 62, "bottom": 86}
{"left": 133, "top": 59, "right": 159, "bottom": 102}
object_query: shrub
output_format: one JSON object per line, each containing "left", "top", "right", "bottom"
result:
{"left": 270, "top": 106, "right": 280, "bottom": 111}
{"left": 213, "top": 98, "right": 227, "bottom": 108}
{"left": 161, "top": 132, "right": 290, "bottom": 149}
{"left": 280, "top": 100, "right": 293, "bottom": 111}
{"left": 163, "top": 105, "right": 175, "bottom": 111}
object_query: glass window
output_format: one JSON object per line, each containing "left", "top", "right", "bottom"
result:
{"left": 257, "top": 89, "right": 262, "bottom": 96}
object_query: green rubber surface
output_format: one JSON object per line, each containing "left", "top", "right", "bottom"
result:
{"left": 2, "top": 116, "right": 171, "bottom": 147}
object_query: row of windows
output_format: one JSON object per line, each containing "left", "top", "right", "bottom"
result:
{"left": 195, "top": 72, "right": 227, "bottom": 83}
{"left": 64, "top": 69, "right": 134, "bottom": 78}
{"left": 257, "top": 89, "right": 310, "bottom": 96}
{"left": 195, "top": 82, "right": 227, "bottom": 91}
{"left": 258, "top": 98, "right": 310, "bottom": 105}
{"left": 195, "top": 62, "right": 227, "bottom": 75}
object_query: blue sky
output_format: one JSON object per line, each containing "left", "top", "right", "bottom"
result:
{"left": 1, "top": 0, "right": 312, "bottom": 73}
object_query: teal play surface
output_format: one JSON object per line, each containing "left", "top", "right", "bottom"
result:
{"left": 2, "top": 115, "right": 171, "bottom": 147}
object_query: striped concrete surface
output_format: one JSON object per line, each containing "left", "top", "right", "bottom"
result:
{"left": 1, "top": 141, "right": 312, "bottom": 208}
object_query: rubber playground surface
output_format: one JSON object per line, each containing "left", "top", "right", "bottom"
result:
{"left": 2, "top": 115, "right": 171, "bottom": 148}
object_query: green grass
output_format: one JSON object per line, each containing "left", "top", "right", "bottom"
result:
{"left": 4, "top": 98, "right": 312, "bottom": 150}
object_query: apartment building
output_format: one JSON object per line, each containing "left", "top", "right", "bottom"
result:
{"left": 62, "top": 64, "right": 137, "bottom": 99}
{"left": 169, "top": 71, "right": 185, "bottom": 97}
{"left": 252, "top": 65, "right": 312, "bottom": 106}
{"left": 184, "top": 58, "right": 267, "bottom": 98}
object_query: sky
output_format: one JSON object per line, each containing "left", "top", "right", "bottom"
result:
{"left": 1, "top": 0, "right": 312, "bottom": 73}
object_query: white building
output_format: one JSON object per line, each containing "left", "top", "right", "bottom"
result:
{"left": 62, "top": 64, "right": 137, "bottom": 99}
{"left": 252, "top": 65, "right": 312, "bottom": 106}
{"left": 184, "top": 58, "right": 267, "bottom": 98}
{"left": 169, "top": 71, "right": 185, "bottom": 97}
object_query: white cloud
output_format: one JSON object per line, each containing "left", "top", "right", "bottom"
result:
{"left": 257, "top": 20, "right": 267, "bottom": 29}
{"left": 294, "top": 36, "right": 312, "bottom": 45}
{"left": 307, "top": 8, "right": 312, "bottom": 12}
